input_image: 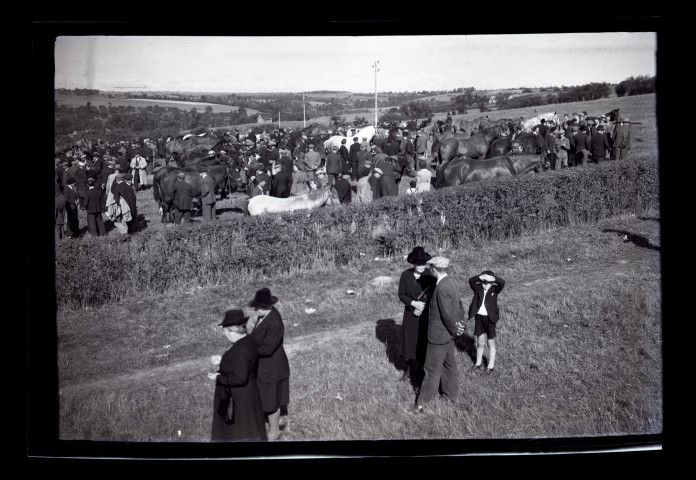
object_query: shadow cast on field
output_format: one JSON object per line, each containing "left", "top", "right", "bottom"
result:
{"left": 375, "top": 319, "right": 406, "bottom": 372}
{"left": 375, "top": 319, "right": 480, "bottom": 389}
{"left": 602, "top": 228, "right": 661, "bottom": 251}
{"left": 454, "top": 332, "right": 479, "bottom": 366}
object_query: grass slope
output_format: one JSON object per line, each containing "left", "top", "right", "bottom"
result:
{"left": 57, "top": 212, "right": 662, "bottom": 442}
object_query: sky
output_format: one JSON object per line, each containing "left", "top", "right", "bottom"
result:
{"left": 54, "top": 33, "right": 657, "bottom": 94}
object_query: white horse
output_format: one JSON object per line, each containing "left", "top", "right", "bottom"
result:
{"left": 324, "top": 125, "right": 376, "bottom": 153}
{"left": 521, "top": 112, "right": 559, "bottom": 132}
{"left": 247, "top": 186, "right": 340, "bottom": 216}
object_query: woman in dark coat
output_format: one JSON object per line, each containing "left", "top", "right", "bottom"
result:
{"left": 398, "top": 246, "right": 436, "bottom": 381}
{"left": 248, "top": 288, "right": 290, "bottom": 441}
{"left": 209, "top": 310, "right": 268, "bottom": 442}
{"left": 374, "top": 155, "right": 398, "bottom": 197}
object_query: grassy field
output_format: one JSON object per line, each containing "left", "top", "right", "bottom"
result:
{"left": 53, "top": 93, "right": 661, "bottom": 450}
{"left": 54, "top": 93, "right": 258, "bottom": 115}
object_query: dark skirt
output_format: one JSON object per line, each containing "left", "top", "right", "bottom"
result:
{"left": 401, "top": 309, "right": 429, "bottom": 361}
{"left": 257, "top": 377, "right": 290, "bottom": 414}
{"left": 211, "top": 382, "right": 267, "bottom": 442}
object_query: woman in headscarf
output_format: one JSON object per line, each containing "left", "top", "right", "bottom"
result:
{"left": 247, "top": 288, "right": 290, "bottom": 440}
{"left": 209, "top": 309, "right": 267, "bottom": 442}
{"left": 397, "top": 246, "right": 436, "bottom": 382}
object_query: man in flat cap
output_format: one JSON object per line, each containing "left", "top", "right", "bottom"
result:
{"left": 113, "top": 173, "right": 137, "bottom": 234}
{"left": 173, "top": 171, "right": 195, "bottom": 224}
{"left": 411, "top": 256, "right": 465, "bottom": 414}
{"left": 590, "top": 124, "right": 611, "bottom": 163}
{"left": 325, "top": 145, "right": 342, "bottom": 187}
{"left": 349, "top": 136, "right": 361, "bottom": 181}
{"left": 63, "top": 178, "right": 80, "bottom": 238}
{"left": 611, "top": 116, "right": 632, "bottom": 161}
{"left": 303, "top": 143, "right": 321, "bottom": 181}
{"left": 200, "top": 170, "right": 217, "bottom": 222}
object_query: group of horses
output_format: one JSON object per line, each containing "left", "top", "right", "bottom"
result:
{"left": 427, "top": 109, "right": 622, "bottom": 188}
{"left": 145, "top": 107, "right": 624, "bottom": 220}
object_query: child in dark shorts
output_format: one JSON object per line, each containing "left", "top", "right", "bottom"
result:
{"left": 467, "top": 270, "right": 506, "bottom": 373}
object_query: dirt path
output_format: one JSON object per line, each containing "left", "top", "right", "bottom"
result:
{"left": 60, "top": 322, "right": 372, "bottom": 397}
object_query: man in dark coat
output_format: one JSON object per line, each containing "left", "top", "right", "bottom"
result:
{"left": 55, "top": 190, "right": 66, "bottom": 241}
{"left": 368, "top": 168, "right": 383, "bottom": 201}
{"left": 590, "top": 125, "right": 611, "bottom": 163}
{"left": 571, "top": 126, "right": 591, "bottom": 166}
{"left": 74, "top": 161, "right": 89, "bottom": 210}
{"left": 468, "top": 270, "right": 506, "bottom": 373}
{"left": 349, "top": 137, "right": 361, "bottom": 181}
{"left": 267, "top": 141, "right": 280, "bottom": 164}
{"left": 411, "top": 256, "right": 463, "bottom": 414}
{"left": 404, "top": 133, "right": 417, "bottom": 172}
{"left": 544, "top": 128, "right": 557, "bottom": 169}
{"left": 325, "top": 145, "right": 342, "bottom": 187}
{"left": 334, "top": 170, "right": 352, "bottom": 204}
{"left": 113, "top": 173, "right": 137, "bottom": 233}
{"left": 270, "top": 164, "right": 292, "bottom": 198}
{"left": 84, "top": 178, "right": 106, "bottom": 236}
{"left": 116, "top": 155, "right": 129, "bottom": 175}
{"left": 339, "top": 138, "right": 350, "bottom": 168}
{"left": 611, "top": 117, "right": 632, "bottom": 160}
{"left": 385, "top": 136, "right": 400, "bottom": 157}
{"left": 172, "top": 172, "right": 195, "bottom": 224}
{"left": 200, "top": 170, "right": 217, "bottom": 222}
{"left": 210, "top": 310, "right": 268, "bottom": 442}
{"left": 63, "top": 178, "right": 80, "bottom": 238}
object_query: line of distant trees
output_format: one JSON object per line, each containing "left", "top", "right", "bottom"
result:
{"left": 615, "top": 75, "right": 656, "bottom": 97}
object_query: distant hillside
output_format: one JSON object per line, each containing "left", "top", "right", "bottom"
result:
{"left": 55, "top": 94, "right": 258, "bottom": 115}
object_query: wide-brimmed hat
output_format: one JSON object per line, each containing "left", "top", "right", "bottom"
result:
{"left": 407, "top": 246, "right": 432, "bottom": 265}
{"left": 219, "top": 309, "right": 248, "bottom": 327}
{"left": 248, "top": 287, "right": 278, "bottom": 308}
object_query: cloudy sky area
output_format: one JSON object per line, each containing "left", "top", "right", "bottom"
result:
{"left": 54, "top": 33, "right": 657, "bottom": 93}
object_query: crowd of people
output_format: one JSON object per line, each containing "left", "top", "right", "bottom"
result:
{"left": 53, "top": 110, "right": 632, "bottom": 240}
{"left": 54, "top": 138, "right": 160, "bottom": 240}
{"left": 530, "top": 110, "right": 633, "bottom": 169}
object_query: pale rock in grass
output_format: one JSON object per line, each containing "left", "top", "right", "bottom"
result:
{"left": 370, "top": 276, "right": 396, "bottom": 289}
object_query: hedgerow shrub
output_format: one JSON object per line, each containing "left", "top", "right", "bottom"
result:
{"left": 55, "top": 157, "right": 658, "bottom": 308}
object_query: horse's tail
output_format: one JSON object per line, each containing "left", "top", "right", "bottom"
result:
{"left": 153, "top": 177, "right": 161, "bottom": 204}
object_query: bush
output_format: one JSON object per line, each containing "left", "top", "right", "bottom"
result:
{"left": 56, "top": 158, "right": 658, "bottom": 308}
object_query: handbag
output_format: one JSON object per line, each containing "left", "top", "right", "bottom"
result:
{"left": 217, "top": 387, "right": 235, "bottom": 424}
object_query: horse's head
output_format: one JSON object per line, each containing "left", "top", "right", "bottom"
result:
{"left": 606, "top": 108, "right": 620, "bottom": 122}
{"left": 226, "top": 166, "right": 244, "bottom": 192}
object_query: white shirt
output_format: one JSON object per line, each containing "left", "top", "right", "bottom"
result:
{"left": 477, "top": 286, "right": 491, "bottom": 316}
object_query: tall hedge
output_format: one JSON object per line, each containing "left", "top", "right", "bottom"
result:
{"left": 55, "top": 158, "right": 659, "bottom": 308}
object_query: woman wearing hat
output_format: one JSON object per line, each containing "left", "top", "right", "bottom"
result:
{"left": 209, "top": 310, "right": 267, "bottom": 442}
{"left": 247, "top": 288, "right": 290, "bottom": 440}
{"left": 398, "top": 247, "right": 436, "bottom": 382}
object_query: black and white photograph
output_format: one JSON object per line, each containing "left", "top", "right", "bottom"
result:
{"left": 28, "top": 19, "right": 664, "bottom": 463}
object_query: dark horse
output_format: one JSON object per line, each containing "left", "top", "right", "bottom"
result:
{"left": 153, "top": 164, "right": 242, "bottom": 223}
{"left": 436, "top": 124, "right": 507, "bottom": 166}
{"left": 165, "top": 132, "right": 231, "bottom": 165}
{"left": 435, "top": 154, "right": 546, "bottom": 188}
{"left": 511, "top": 132, "right": 546, "bottom": 155}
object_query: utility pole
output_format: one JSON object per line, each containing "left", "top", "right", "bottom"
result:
{"left": 372, "top": 61, "right": 380, "bottom": 126}
{"left": 303, "top": 92, "right": 306, "bottom": 129}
